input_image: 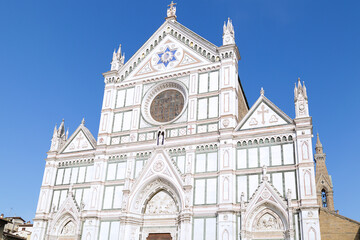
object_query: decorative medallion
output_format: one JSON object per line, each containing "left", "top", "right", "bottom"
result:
{"left": 153, "top": 160, "right": 165, "bottom": 172}
{"left": 150, "top": 89, "right": 184, "bottom": 123}
{"left": 157, "top": 47, "right": 177, "bottom": 67}
{"left": 141, "top": 80, "right": 188, "bottom": 125}
{"left": 151, "top": 42, "right": 184, "bottom": 71}
{"left": 261, "top": 190, "right": 271, "bottom": 199}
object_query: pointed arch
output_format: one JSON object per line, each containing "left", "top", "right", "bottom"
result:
{"left": 302, "top": 141, "right": 309, "bottom": 160}
{"left": 223, "top": 150, "right": 229, "bottom": 168}
{"left": 143, "top": 189, "right": 179, "bottom": 214}
{"left": 86, "top": 232, "right": 91, "bottom": 240}
{"left": 308, "top": 227, "right": 317, "bottom": 240}
{"left": 304, "top": 170, "right": 313, "bottom": 196}
{"left": 128, "top": 176, "right": 184, "bottom": 214}
{"left": 249, "top": 207, "right": 286, "bottom": 239}
{"left": 222, "top": 229, "right": 229, "bottom": 240}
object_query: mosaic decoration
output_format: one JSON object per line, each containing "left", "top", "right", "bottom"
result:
{"left": 150, "top": 89, "right": 184, "bottom": 123}
{"left": 157, "top": 47, "right": 177, "bottom": 67}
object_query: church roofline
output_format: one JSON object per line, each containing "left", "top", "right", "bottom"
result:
{"left": 102, "top": 18, "right": 231, "bottom": 83}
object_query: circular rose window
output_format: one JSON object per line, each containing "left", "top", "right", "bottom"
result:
{"left": 150, "top": 90, "right": 184, "bottom": 123}
{"left": 141, "top": 81, "right": 188, "bottom": 125}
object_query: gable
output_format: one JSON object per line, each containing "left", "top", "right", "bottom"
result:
{"left": 62, "top": 130, "right": 94, "bottom": 153}
{"left": 236, "top": 96, "right": 293, "bottom": 131}
{"left": 105, "top": 20, "right": 219, "bottom": 82}
{"left": 129, "top": 36, "right": 209, "bottom": 79}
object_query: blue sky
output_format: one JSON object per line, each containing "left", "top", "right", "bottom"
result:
{"left": 0, "top": 0, "right": 359, "bottom": 222}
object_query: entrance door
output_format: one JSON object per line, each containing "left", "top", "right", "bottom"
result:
{"left": 146, "top": 233, "right": 172, "bottom": 240}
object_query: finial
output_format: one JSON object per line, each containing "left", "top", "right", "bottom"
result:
{"left": 68, "top": 183, "right": 73, "bottom": 196}
{"left": 287, "top": 189, "right": 292, "bottom": 203}
{"left": 166, "top": 1, "right": 177, "bottom": 20}
{"left": 262, "top": 165, "right": 268, "bottom": 181}
{"left": 81, "top": 118, "right": 85, "bottom": 125}
{"left": 260, "top": 87, "right": 264, "bottom": 96}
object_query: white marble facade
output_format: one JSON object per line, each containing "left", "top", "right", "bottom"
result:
{"left": 31, "top": 4, "right": 321, "bottom": 240}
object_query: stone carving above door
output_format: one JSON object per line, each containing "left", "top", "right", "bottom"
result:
{"left": 145, "top": 190, "right": 177, "bottom": 214}
{"left": 255, "top": 213, "right": 282, "bottom": 231}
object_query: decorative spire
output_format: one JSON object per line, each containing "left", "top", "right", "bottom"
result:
{"left": 58, "top": 119, "right": 65, "bottom": 137}
{"left": 66, "top": 128, "right": 69, "bottom": 140}
{"left": 260, "top": 87, "right": 264, "bottom": 96}
{"left": 81, "top": 118, "right": 85, "bottom": 125}
{"left": 53, "top": 124, "right": 57, "bottom": 137}
{"left": 166, "top": 1, "right": 177, "bottom": 21}
{"left": 111, "top": 44, "right": 125, "bottom": 71}
{"left": 294, "top": 77, "right": 309, "bottom": 118}
{"left": 50, "top": 119, "right": 66, "bottom": 151}
{"left": 315, "top": 133, "right": 323, "bottom": 154}
{"left": 223, "top": 18, "right": 235, "bottom": 45}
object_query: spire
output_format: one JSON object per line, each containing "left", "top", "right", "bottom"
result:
{"left": 223, "top": 17, "right": 235, "bottom": 45}
{"left": 66, "top": 128, "right": 69, "bottom": 140}
{"left": 314, "top": 133, "right": 335, "bottom": 211}
{"left": 117, "top": 44, "right": 122, "bottom": 58}
{"left": 81, "top": 118, "right": 85, "bottom": 125}
{"left": 52, "top": 124, "right": 57, "bottom": 137}
{"left": 315, "top": 133, "right": 323, "bottom": 154}
{"left": 294, "top": 77, "right": 309, "bottom": 118}
{"left": 111, "top": 44, "right": 125, "bottom": 71}
{"left": 166, "top": 1, "right": 177, "bottom": 21}
{"left": 58, "top": 119, "right": 65, "bottom": 137}
{"left": 50, "top": 119, "right": 66, "bottom": 151}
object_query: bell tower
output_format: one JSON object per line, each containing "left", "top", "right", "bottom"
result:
{"left": 315, "top": 133, "right": 335, "bottom": 211}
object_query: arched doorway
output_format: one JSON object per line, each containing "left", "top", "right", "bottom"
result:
{"left": 251, "top": 209, "right": 285, "bottom": 239}
{"left": 141, "top": 189, "right": 179, "bottom": 240}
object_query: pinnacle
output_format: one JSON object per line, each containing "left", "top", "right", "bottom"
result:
{"left": 260, "top": 87, "right": 264, "bottom": 96}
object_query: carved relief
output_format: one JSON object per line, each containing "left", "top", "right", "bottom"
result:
{"left": 145, "top": 191, "right": 177, "bottom": 214}
{"left": 153, "top": 160, "right": 164, "bottom": 172}
{"left": 60, "top": 221, "right": 76, "bottom": 236}
{"left": 249, "top": 118, "right": 258, "bottom": 126}
{"left": 255, "top": 213, "right": 281, "bottom": 231}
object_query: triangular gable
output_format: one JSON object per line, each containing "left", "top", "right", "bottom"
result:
{"left": 60, "top": 123, "right": 96, "bottom": 154}
{"left": 235, "top": 95, "right": 293, "bottom": 131}
{"left": 245, "top": 176, "right": 289, "bottom": 222}
{"left": 131, "top": 148, "right": 184, "bottom": 192}
{"left": 106, "top": 19, "right": 218, "bottom": 81}
{"left": 130, "top": 35, "right": 210, "bottom": 79}
{"left": 316, "top": 174, "right": 333, "bottom": 189}
{"left": 128, "top": 147, "right": 186, "bottom": 213}
{"left": 48, "top": 191, "right": 81, "bottom": 236}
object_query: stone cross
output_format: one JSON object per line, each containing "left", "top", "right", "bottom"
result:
{"left": 168, "top": 1, "right": 176, "bottom": 10}
{"left": 188, "top": 125, "right": 194, "bottom": 134}
{"left": 76, "top": 133, "right": 84, "bottom": 148}
{"left": 257, "top": 105, "right": 269, "bottom": 124}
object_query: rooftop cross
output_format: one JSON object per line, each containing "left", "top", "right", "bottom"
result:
{"left": 168, "top": 1, "right": 176, "bottom": 9}
{"left": 166, "top": 1, "right": 177, "bottom": 20}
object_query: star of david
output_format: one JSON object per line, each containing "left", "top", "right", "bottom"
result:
{"left": 157, "top": 47, "right": 177, "bottom": 67}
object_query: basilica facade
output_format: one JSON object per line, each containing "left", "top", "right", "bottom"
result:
{"left": 31, "top": 3, "right": 321, "bottom": 240}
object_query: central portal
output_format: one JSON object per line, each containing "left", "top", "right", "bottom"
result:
{"left": 146, "top": 233, "right": 172, "bottom": 240}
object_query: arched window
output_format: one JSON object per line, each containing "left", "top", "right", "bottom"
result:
{"left": 321, "top": 189, "right": 327, "bottom": 207}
